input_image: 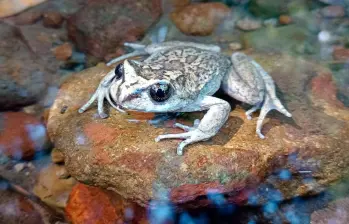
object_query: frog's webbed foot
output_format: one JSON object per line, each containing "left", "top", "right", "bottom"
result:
{"left": 173, "top": 119, "right": 200, "bottom": 131}
{"left": 78, "top": 71, "right": 126, "bottom": 118}
{"left": 255, "top": 94, "right": 292, "bottom": 139}
{"left": 248, "top": 60, "right": 292, "bottom": 139}
{"left": 155, "top": 97, "right": 230, "bottom": 155}
{"left": 155, "top": 128, "right": 209, "bottom": 156}
{"left": 245, "top": 103, "right": 262, "bottom": 120}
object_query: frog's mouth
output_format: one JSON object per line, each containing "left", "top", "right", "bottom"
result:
{"left": 121, "top": 93, "right": 141, "bottom": 104}
{"left": 107, "top": 91, "right": 127, "bottom": 112}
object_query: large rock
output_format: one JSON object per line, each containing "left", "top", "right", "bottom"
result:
{"left": 0, "top": 23, "right": 50, "bottom": 110}
{"left": 67, "top": 0, "right": 162, "bottom": 61}
{"left": 47, "top": 52, "right": 349, "bottom": 208}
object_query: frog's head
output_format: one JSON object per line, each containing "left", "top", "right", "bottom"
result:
{"left": 108, "top": 60, "right": 183, "bottom": 112}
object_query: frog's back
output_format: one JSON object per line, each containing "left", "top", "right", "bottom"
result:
{"left": 139, "top": 47, "right": 232, "bottom": 99}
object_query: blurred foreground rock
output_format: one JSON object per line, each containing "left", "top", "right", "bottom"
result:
{"left": 0, "top": 112, "right": 49, "bottom": 160}
{"left": 65, "top": 183, "right": 148, "bottom": 224}
{"left": 0, "top": 188, "right": 65, "bottom": 224}
{"left": 47, "top": 51, "right": 349, "bottom": 208}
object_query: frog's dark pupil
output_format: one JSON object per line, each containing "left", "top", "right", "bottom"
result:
{"left": 149, "top": 83, "right": 171, "bottom": 102}
{"left": 114, "top": 63, "right": 123, "bottom": 80}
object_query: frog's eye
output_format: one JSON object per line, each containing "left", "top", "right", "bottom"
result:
{"left": 114, "top": 63, "right": 123, "bottom": 80}
{"left": 149, "top": 83, "right": 172, "bottom": 102}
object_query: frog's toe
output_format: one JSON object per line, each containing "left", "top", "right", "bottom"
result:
{"left": 177, "top": 140, "right": 192, "bottom": 155}
{"left": 174, "top": 119, "right": 200, "bottom": 131}
{"left": 124, "top": 42, "right": 146, "bottom": 51}
{"left": 99, "top": 112, "right": 109, "bottom": 119}
{"left": 256, "top": 130, "right": 265, "bottom": 139}
{"left": 155, "top": 132, "right": 191, "bottom": 142}
{"left": 155, "top": 128, "right": 213, "bottom": 155}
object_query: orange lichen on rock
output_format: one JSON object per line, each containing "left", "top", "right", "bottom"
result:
{"left": 83, "top": 123, "right": 119, "bottom": 146}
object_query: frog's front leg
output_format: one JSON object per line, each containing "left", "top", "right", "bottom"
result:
{"left": 155, "top": 96, "right": 230, "bottom": 155}
{"left": 78, "top": 70, "right": 126, "bottom": 118}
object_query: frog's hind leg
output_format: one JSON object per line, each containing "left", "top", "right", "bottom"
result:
{"left": 251, "top": 61, "right": 292, "bottom": 139}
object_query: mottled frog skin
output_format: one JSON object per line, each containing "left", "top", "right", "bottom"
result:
{"left": 79, "top": 33, "right": 292, "bottom": 155}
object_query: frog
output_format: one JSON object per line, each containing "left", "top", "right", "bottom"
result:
{"left": 78, "top": 28, "right": 292, "bottom": 156}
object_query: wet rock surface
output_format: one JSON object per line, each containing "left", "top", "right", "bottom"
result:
{"left": 170, "top": 2, "right": 231, "bottom": 36}
{"left": 47, "top": 51, "right": 349, "bottom": 208}
{"left": 67, "top": 0, "right": 162, "bottom": 60}
{"left": 65, "top": 183, "right": 148, "bottom": 224}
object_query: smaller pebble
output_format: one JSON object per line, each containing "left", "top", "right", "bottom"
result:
{"left": 43, "top": 11, "right": 64, "bottom": 28}
{"left": 263, "top": 18, "right": 278, "bottom": 27}
{"left": 51, "top": 148, "right": 65, "bottom": 164}
{"left": 0, "top": 155, "right": 9, "bottom": 165}
{"left": 56, "top": 167, "right": 70, "bottom": 179}
{"left": 229, "top": 42, "right": 242, "bottom": 51}
{"left": 333, "top": 46, "right": 349, "bottom": 60}
{"left": 13, "top": 11, "right": 43, "bottom": 25}
{"left": 27, "top": 162, "right": 35, "bottom": 170}
{"left": 70, "top": 52, "right": 86, "bottom": 64}
{"left": 14, "top": 163, "right": 26, "bottom": 172}
{"left": 321, "top": 5, "right": 345, "bottom": 18}
{"left": 53, "top": 43, "right": 73, "bottom": 61}
{"left": 236, "top": 18, "right": 262, "bottom": 31}
{"left": 279, "top": 15, "right": 292, "bottom": 25}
